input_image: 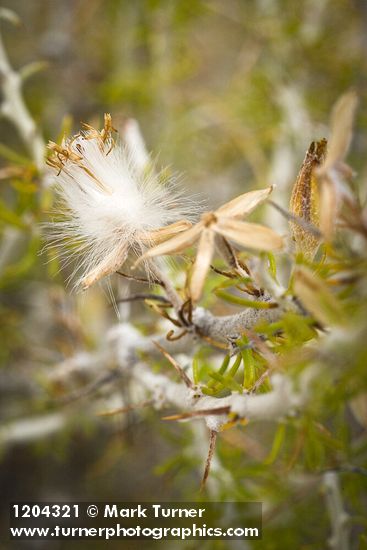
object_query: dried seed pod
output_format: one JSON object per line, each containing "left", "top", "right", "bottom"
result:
{"left": 289, "top": 139, "right": 327, "bottom": 258}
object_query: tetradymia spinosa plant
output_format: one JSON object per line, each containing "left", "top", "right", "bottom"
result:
{"left": 46, "top": 92, "right": 367, "bottom": 487}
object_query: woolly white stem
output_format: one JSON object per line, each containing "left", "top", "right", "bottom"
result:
{"left": 0, "top": 412, "right": 66, "bottom": 445}
{"left": 0, "top": 22, "right": 45, "bottom": 171}
{"left": 192, "top": 303, "right": 284, "bottom": 342}
{"left": 323, "top": 471, "right": 350, "bottom": 550}
{"left": 2, "top": 321, "right": 316, "bottom": 448}
{"left": 0, "top": 13, "right": 45, "bottom": 278}
{"left": 109, "top": 324, "right": 315, "bottom": 431}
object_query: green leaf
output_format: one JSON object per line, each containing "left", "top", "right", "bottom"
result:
{"left": 242, "top": 347, "right": 256, "bottom": 389}
{"left": 266, "top": 251, "right": 278, "bottom": 281}
{"left": 302, "top": 419, "right": 326, "bottom": 470}
{"left": 216, "top": 290, "right": 278, "bottom": 309}
{"left": 0, "top": 200, "right": 26, "bottom": 229}
{"left": 207, "top": 354, "right": 230, "bottom": 389}
{"left": 0, "top": 143, "right": 30, "bottom": 165}
{"left": 213, "top": 275, "right": 253, "bottom": 291}
{"left": 264, "top": 423, "right": 286, "bottom": 465}
{"left": 0, "top": 236, "right": 40, "bottom": 288}
{"left": 192, "top": 356, "right": 199, "bottom": 385}
{"left": 205, "top": 353, "right": 244, "bottom": 394}
{"left": 228, "top": 354, "right": 243, "bottom": 377}
{"left": 208, "top": 371, "right": 243, "bottom": 393}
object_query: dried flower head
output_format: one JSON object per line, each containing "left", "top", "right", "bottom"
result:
{"left": 136, "top": 185, "right": 283, "bottom": 301}
{"left": 46, "top": 114, "right": 196, "bottom": 289}
{"left": 317, "top": 90, "right": 358, "bottom": 238}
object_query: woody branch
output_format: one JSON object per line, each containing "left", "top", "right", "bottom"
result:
{"left": 0, "top": 10, "right": 45, "bottom": 171}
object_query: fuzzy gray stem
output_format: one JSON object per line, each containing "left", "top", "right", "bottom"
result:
{"left": 0, "top": 22, "right": 45, "bottom": 171}
{"left": 0, "top": 18, "right": 46, "bottom": 278}
{"left": 192, "top": 300, "right": 283, "bottom": 342}
{"left": 323, "top": 472, "right": 350, "bottom": 550}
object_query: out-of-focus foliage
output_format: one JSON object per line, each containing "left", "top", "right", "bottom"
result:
{"left": 0, "top": 1, "right": 367, "bottom": 549}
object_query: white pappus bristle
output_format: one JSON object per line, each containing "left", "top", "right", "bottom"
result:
{"left": 46, "top": 118, "right": 200, "bottom": 290}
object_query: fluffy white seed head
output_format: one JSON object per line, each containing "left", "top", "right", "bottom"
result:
{"left": 46, "top": 116, "right": 199, "bottom": 289}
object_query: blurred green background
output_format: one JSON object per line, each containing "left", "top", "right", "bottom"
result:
{"left": 0, "top": 1, "right": 366, "bottom": 548}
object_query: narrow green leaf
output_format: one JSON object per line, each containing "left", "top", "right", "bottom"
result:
{"left": 264, "top": 423, "right": 286, "bottom": 465}
{"left": 242, "top": 347, "right": 256, "bottom": 389}
{"left": 208, "top": 372, "right": 243, "bottom": 393}
{"left": 266, "top": 251, "right": 278, "bottom": 281}
{"left": 216, "top": 289, "right": 278, "bottom": 309}
{"left": 229, "top": 354, "right": 243, "bottom": 377}
{"left": 206, "top": 353, "right": 244, "bottom": 394}
{"left": 207, "top": 354, "right": 230, "bottom": 388}
{"left": 192, "top": 356, "right": 199, "bottom": 385}
{"left": 214, "top": 276, "right": 253, "bottom": 291}
{"left": 0, "top": 143, "right": 30, "bottom": 165}
{"left": 0, "top": 200, "right": 26, "bottom": 229}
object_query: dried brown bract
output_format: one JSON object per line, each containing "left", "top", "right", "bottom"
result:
{"left": 289, "top": 139, "right": 327, "bottom": 258}
{"left": 136, "top": 186, "right": 283, "bottom": 301}
{"left": 317, "top": 90, "right": 358, "bottom": 239}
